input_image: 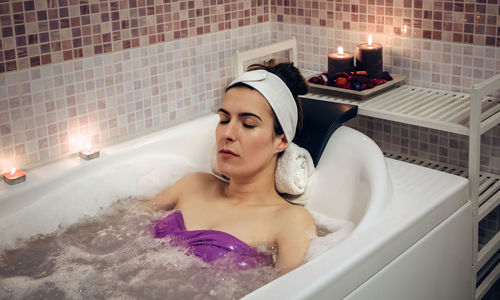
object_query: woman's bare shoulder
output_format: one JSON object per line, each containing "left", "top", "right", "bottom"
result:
{"left": 148, "top": 172, "right": 220, "bottom": 211}
{"left": 275, "top": 202, "right": 316, "bottom": 232}
{"left": 273, "top": 202, "right": 316, "bottom": 272}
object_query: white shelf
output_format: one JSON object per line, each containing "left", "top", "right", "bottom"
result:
{"left": 302, "top": 69, "right": 500, "bottom": 136}
{"left": 477, "top": 261, "right": 500, "bottom": 300}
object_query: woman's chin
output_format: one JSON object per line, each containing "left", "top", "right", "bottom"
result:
{"left": 217, "top": 165, "right": 245, "bottom": 180}
{"left": 218, "top": 167, "right": 232, "bottom": 178}
{"left": 216, "top": 162, "right": 231, "bottom": 177}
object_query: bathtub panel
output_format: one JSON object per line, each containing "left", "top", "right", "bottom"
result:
{"left": 344, "top": 202, "right": 473, "bottom": 300}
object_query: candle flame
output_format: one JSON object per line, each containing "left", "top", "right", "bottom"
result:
{"left": 368, "top": 34, "right": 373, "bottom": 45}
{"left": 338, "top": 46, "right": 344, "bottom": 55}
{"left": 10, "top": 168, "right": 15, "bottom": 175}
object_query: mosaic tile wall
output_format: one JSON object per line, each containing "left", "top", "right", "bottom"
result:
{"left": 0, "top": 0, "right": 498, "bottom": 181}
{"left": 0, "top": 0, "right": 269, "bottom": 73}
{"left": 271, "top": 0, "right": 500, "bottom": 47}
{"left": 0, "top": 22, "right": 273, "bottom": 171}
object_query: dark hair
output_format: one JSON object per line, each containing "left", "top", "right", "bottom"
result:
{"left": 227, "top": 59, "right": 308, "bottom": 138}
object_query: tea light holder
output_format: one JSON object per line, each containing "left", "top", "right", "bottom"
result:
{"left": 79, "top": 144, "right": 100, "bottom": 160}
{"left": 2, "top": 168, "right": 26, "bottom": 185}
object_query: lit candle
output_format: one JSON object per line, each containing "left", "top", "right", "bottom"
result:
{"left": 2, "top": 168, "right": 26, "bottom": 185}
{"left": 355, "top": 34, "right": 383, "bottom": 78}
{"left": 79, "top": 144, "right": 100, "bottom": 160}
{"left": 327, "top": 46, "right": 354, "bottom": 77}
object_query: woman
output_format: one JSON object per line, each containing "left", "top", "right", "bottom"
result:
{"left": 148, "top": 60, "right": 316, "bottom": 273}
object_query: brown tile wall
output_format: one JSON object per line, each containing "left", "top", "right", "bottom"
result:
{"left": 0, "top": 0, "right": 269, "bottom": 73}
{"left": 271, "top": 0, "right": 500, "bottom": 47}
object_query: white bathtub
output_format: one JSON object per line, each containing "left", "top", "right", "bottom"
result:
{"left": 0, "top": 113, "right": 472, "bottom": 299}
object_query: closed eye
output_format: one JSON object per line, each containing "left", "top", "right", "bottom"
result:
{"left": 217, "top": 108, "right": 259, "bottom": 129}
{"left": 217, "top": 108, "right": 230, "bottom": 124}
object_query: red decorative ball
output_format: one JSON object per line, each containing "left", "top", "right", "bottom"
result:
{"left": 336, "top": 77, "right": 348, "bottom": 87}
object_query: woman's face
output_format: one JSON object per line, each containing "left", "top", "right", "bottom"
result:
{"left": 216, "top": 87, "right": 287, "bottom": 179}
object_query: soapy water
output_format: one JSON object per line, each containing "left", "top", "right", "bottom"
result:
{"left": 0, "top": 156, "right": 353, "bottom": 299}
{"left": 0, "top": 199, "right": 352, "bottom": 300}
{"left": 0, "top": 199, "right": 279, "bottom": 300}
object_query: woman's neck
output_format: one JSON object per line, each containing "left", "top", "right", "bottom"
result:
{"left": 223, "top": 160, "right": 280, "bottom": 205}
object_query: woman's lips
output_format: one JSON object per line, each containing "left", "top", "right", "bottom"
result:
{"left": 219, "top": 149, "right": 239, "bottom": 159}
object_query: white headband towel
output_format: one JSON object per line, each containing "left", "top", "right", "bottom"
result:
{"left": 228, "top": 69, "right": 298, "bottom": 142}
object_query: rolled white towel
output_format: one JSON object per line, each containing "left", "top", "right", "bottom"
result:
{"left": 210, "top": 143, "right": 315, "bottom": 205}
{"left": 275, "top": 143, "right": 315, "bottom": 205}
{"left": 279, "top": 184, "right": 312, "bottom": 206}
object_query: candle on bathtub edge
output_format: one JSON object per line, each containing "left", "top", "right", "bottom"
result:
{"left": 79, "top": 144, "right": 100, "bottom": 160}
{"left": 355, "top": 34, "right": 383, "bottom": 79}
{"left": 327, "top": 46, "right": 354, "bottom": 77}
{"left": 2, "top": 168, "right": 26, "bottom": 185}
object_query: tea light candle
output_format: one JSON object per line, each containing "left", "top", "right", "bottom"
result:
{"left": 327, "top": 46, "right": 354, "bottom": 77}
{"left": 79, "top": 144, "right": 100, "bottom": 160}
{"left": 3, "top": 168, "right": 26, "bottom": 185}
{"left": 355, "top": 34, "right": 383, "bottom": 78}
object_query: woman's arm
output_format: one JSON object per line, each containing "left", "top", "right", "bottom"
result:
{"left": 145, "top": 186, "right": 178, "bottom": 211}
{"left": 144, "top": 173, "right": 197, "bottom": 211}
{"left": 275, "top": 207, "right": 316, "bottom": 273}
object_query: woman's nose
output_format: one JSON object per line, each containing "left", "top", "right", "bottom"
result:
{"left": 223, "top": 121, "right": 237, "bottom": 141}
